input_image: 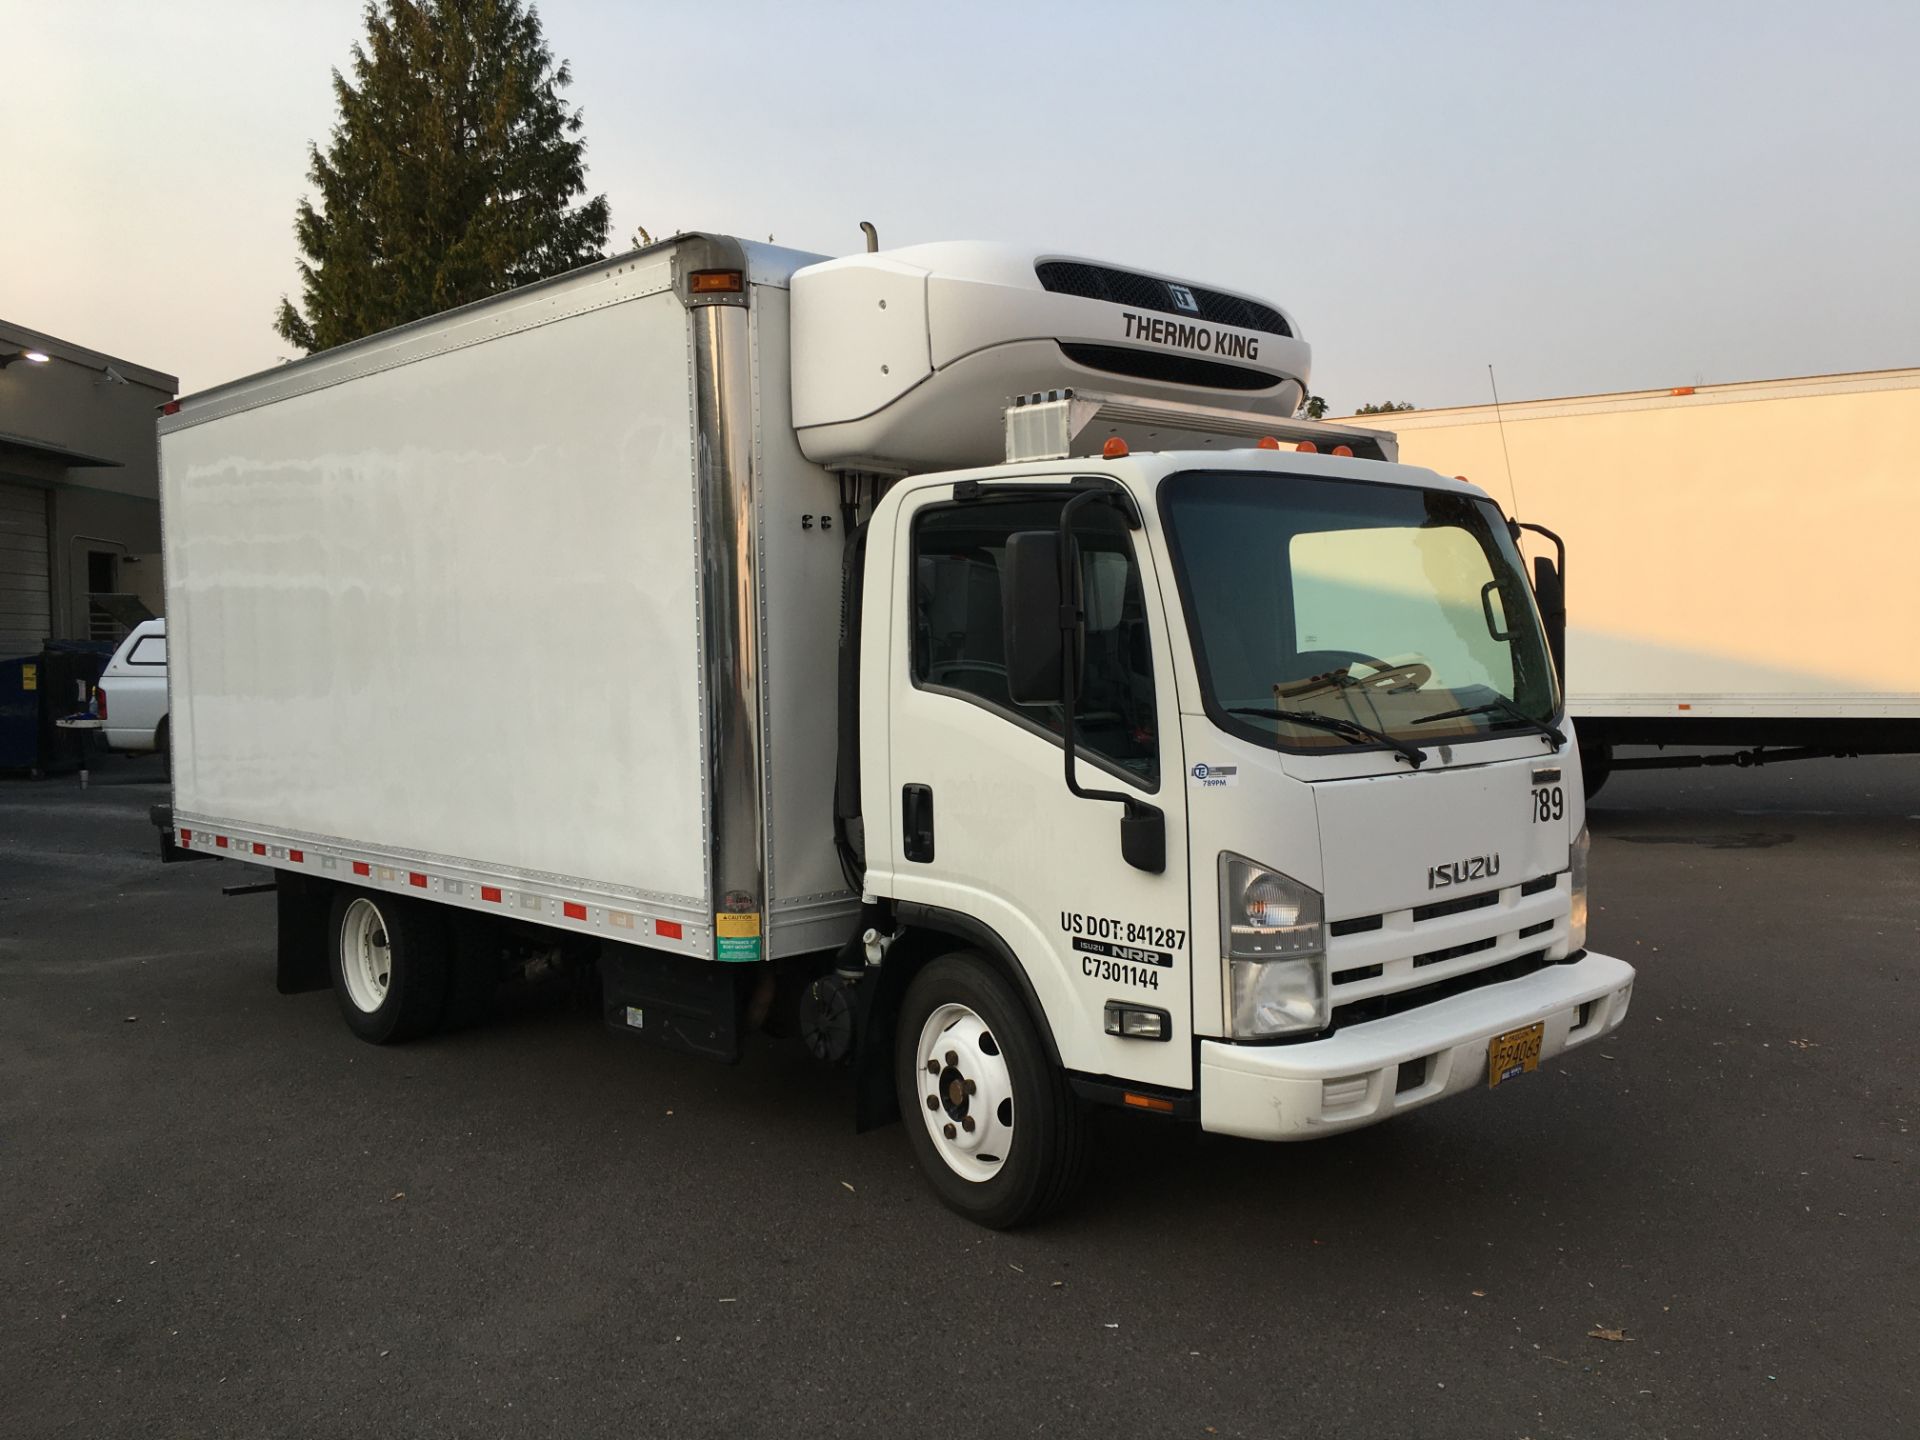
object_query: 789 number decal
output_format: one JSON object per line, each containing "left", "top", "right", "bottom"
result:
{"left": 1532, "top": 785, "right": 1565, "bottom": 823}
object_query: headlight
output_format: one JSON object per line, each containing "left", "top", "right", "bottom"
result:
{"left": 1229, "top": 956, "right": 1328, "bottom": 1037}
{"left": 1568, "top": 824, "right": 1590, "bottom": 952}
{"left": 1221, "top": 853, "right": 1327, "bottom": 1036}
{"left": 1221, "top": 853, "right": 1322, "bottom": 957}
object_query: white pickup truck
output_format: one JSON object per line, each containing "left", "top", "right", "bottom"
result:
{"left": 96, "top": 618, "right": 168, "bottom": 758}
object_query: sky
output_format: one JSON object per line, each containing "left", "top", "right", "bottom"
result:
{"left": 4, "top": 0, "right": 1917, "bottom": 408}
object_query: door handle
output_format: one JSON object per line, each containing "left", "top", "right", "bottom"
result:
{"left": 902, "top": 784, "right": 935, "bottom": 863}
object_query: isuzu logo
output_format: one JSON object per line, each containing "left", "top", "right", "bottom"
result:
{"left": 1428, "top": 854, "right": 1501, "bottom": 889}
{"left": 1167, "top": 282, "right": 1199, "bottom": 313}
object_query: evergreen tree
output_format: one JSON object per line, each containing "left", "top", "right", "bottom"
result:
{"left": 275, "top": 0, "right": 610, "bottom": 353}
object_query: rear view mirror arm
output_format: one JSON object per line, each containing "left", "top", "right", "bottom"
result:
{"left": 1056, "top": 489, "right": 1165, "bottom": 873}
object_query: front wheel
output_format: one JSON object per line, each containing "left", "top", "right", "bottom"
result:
{"left": 895, "top": 953, "right": 1090, "bottom": 1228}
{"left": 328, "top": 890, "right": 449, "bottom": 1044}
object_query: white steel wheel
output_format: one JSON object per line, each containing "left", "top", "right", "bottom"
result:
{"left": 326, "top": 887, "right": 450, "bottom": 1044}
{"left": 914, "top": 1002, "right": 1017, "bottom": 1183}
{"left": 895, "top": 952, "right": 1091, "bottom": 1228}
{"left": 338, "top": 897, "right": 393, "bottom": 1014}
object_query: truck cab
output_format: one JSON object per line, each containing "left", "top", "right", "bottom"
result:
{"left": 855, "top": 444, "right": 1632, "bottom": 1223}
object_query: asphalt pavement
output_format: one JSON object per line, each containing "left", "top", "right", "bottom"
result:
{"left": 2, "top": 750, "right": 1915, "bottom": 1438}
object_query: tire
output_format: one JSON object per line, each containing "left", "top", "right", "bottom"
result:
{"left": 895, "top": 952, "right": 1090, "bottom": 1228}
{"left": 1580, "top": 739, "right": 1613, "bottom": 801}
{"left": 327, "top": 889, "right": 449, "bottom": 1044}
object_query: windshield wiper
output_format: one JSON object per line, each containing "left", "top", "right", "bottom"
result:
{"left": 1227, "top": 707, "right": 1428, "bottom": 769}
{"left": 1412, "top": 696, "right": 1565, "bottom": 749}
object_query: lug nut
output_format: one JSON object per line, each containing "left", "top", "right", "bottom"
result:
{"left": 926, "top": 1095, "right": 939, "bottom": 1111}
{"left": 962, "top": 1115, "right": 975, "bottom": 1132}
{"left": 942, "top": 1123, "right": 956, "bottom": 1139}
{"left": 926, "top": 1059, "right": 939, "bottom": 1074}
{"left": 963, "top": 1078, "right": 977, "bottom": 1095}
{"left": 945, "top": 1050, "right": 957, "bottom": 1068}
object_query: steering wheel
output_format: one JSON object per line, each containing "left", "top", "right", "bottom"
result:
{"left": 1349, "top": 658, "right": 1432, "bottom": 694}
{"left": 1280, "top": 651, "right": 1432, "bottom": 697}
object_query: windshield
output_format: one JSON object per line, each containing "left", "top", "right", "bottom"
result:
{"left": 1159, "top": 469, "right": 1559, "bottom": 755}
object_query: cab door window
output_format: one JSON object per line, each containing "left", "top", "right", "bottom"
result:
{"left": 912, "top": 497, "right": 1159, "bottom": 789}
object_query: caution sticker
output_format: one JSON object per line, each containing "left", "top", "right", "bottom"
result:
{"left": 715, "top": 910, "right": 761, "bottom": 962}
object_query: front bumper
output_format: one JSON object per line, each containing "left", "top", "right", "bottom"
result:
{"left": 1198, "top": 950, "right": 1635, "bottom": 1140}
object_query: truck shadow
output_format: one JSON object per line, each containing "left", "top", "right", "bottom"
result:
{"left": 439, "top": 977, "right": 1656, "bottom": 1269}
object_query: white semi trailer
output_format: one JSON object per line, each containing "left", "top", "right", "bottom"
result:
{"left": 154, "top": 234, "right": 1632, "bottom": 1226}
{"left": 1342, "top": 371, "right": 1920, "bottom": 796}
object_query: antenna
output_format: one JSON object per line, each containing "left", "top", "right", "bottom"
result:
{"left": 1488, "top": 363, "right": 1520, "bottom": 520}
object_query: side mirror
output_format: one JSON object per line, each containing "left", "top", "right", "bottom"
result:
{"left": 1002, "top": 530, "right": 1081, "bottom": 706}
{"left": 1532, "top": 554, "right": 1566, "bottom": 680}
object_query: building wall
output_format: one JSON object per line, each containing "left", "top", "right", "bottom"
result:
{"left": 0, "top": 321, "right": 176, "bottom": 656}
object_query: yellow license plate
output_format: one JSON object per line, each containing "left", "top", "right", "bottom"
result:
{"left": 1488, "top": 1021, "right": 1545, "bottom": 1089}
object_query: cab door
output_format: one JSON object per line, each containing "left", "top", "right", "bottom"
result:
{"left": 878, "top": 483, "right": 1193, "bottom": 1090}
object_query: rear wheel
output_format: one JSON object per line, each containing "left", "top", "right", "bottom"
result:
{"left": 895, "top": 952, "right": 1089, "bottom": 1228}
{"left": 328, "top": 890, "right": 449, "bottom": 1044}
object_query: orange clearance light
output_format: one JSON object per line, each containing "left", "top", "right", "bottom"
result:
{"left": 1455, "top": 475, "right": 1470, "bottom": 482}
{"left": 1671, "top": 386, "right": 1696, "bottom": 396}
{"left": 1296, "top": 441, "right": 1318, "bottom": 453}
{"left": 1257, "top": 435, "right": 1282, "bottom": 450}
{"left": 1102, "top": 437, "right": 1129, "bottom": 458}
{"left": 1123, "top": 1092, "right": 1175, "bottom": 1113}
{"left": 688, "top": 269, "right": 744, "bottom": 293}
{"left": 1332, "top": 444, "right": 1354, "bottom": 457}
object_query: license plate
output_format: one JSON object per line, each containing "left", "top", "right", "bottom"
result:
{"left": 1488, "top": 1021, "right": 1545, "bottom": 1089}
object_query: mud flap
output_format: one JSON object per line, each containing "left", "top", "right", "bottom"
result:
{"left": 275, "top": 871, "right": 333, "bottom": 994}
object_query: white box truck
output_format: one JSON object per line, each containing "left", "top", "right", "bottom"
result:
{"left": 154, "top": 234, "right": 1633, "bottom": 1226}
{"left": 1341, "top": 371, "right": 1920, "bottom": 795}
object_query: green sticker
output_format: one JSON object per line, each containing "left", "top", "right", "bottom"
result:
{"left": 717, "top": 936, "right": 762, "bottom": 962}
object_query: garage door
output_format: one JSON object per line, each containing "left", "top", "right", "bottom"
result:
{"left": 0, "top": 481, "right": 52, "bottom": 658}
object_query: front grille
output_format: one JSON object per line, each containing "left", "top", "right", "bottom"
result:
{"left": 1036, "top": 260, "right": 1293, "bottom": 336}
{"left": 1412, "top": 890, "right": 1500, "bottom": 924}
{"left": 1412, "top": 936, "right": 1498, "bottom": 969}
{"left": 1331, "top": 914, "right": 1383, "bottom": 938}
{"left": 1325, "top": 867, "right": 1568, "bottom": 1015}
{"left": 1334, "top": 951, "right": 1556, "bottom": 1027}
{"left": 1057, "top": 342, "right": 1281, "bottom": 392}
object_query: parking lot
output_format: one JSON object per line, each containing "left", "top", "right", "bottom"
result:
{"left": 2, "top": 753, "right": 1914, "bottom": 1439}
